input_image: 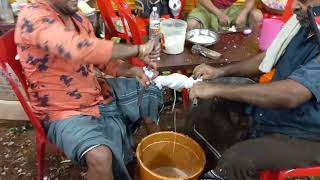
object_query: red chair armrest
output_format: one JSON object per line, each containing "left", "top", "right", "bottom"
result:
{"left": 279, "top": 166, "right": 320, "bottom": 179}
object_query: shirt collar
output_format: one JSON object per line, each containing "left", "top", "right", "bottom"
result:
{"left": 35, "top": 0, "right": 90, "bottom": 33}
{"left": 36, "top": 0, "right": 84, "bottom": 24}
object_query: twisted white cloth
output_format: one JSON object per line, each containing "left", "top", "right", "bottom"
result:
{"left": 153, "top": 73, "right": 202, "bottom": 91}
{"left": 259, "top": 15, "right": 301, "bottom": 73}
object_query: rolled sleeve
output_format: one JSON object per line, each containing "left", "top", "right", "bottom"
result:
{"left": 288, "top": 57, "right": 320, "bottom": 102}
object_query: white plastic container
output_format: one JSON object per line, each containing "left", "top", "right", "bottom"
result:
{"left": 160, "top": 19, "right": 187, "bottom": 55}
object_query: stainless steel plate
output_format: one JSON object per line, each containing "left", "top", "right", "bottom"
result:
{"left": 186, "top": 29, "right": 219, "bottom": 46}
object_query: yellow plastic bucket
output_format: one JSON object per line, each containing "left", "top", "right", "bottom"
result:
{"left": 136, "top": 131, "right": 206, "bottom": 180}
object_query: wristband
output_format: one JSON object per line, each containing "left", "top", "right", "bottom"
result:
{"left": 137, "top": 45, "right": 140, "bottom": 57}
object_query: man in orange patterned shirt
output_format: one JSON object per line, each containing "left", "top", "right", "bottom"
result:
{"left": 15, "top": 0, "right": 163, "bottom": 179}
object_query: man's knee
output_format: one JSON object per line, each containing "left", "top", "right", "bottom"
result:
{"left": 215, "top": 142, "right": 259, "bottom": 178}
{"left": 86, "top": 145, "right": 113, "bottom": 171}
{"left": 219, "top": 143, "right": 254, "bottom": 167}
{"left": 187, "top": 19, "right": 201, "bottom": 30}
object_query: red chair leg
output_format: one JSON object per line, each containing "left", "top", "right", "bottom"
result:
{"left": 36, "top": 139, "right": 46, "bottom": 180}
{"left": 182, "top": 88, "right": 190, "bottom": 111}
{"left": 180, "top": 69, "right": 190, "bottom": 111}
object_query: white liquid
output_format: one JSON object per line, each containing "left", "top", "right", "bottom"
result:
{"left": 163, "top": 35, "right": 186, "bottom": 54}
{"left": 152, "top": 166, "right": 188, "bottom": 178}
{"left": 189, "top": 35, "right": 215, "bottom": 44}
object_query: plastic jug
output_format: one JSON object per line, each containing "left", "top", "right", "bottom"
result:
{"left": 259, "top": 18, "right": 284, "bottom": 51}
{"left": 160, "top": 19, "right": 187, "bottom": 55}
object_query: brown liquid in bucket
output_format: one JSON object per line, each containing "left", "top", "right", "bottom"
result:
{"left": 136, "top": 132, "right": 206, "bottom": 180}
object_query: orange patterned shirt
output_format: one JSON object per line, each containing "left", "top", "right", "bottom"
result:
{"left": 15, "top": 1, "right": 123, "bottom": 121}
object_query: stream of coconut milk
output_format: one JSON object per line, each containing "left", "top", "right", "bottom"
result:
{"left": 152, "top": 94, "right": 188, "bottom": 178}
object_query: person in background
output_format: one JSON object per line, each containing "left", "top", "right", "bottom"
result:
{"left": 14, "top": 0, "right": 163, "bottom": 179}
{"left": 190, "top": 0, "right": 320, "bottom": 179}
{"left": 187, "top": 0, "right": 263, "bottom": 32}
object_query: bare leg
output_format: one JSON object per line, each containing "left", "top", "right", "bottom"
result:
{"left": 187, "top": 18, "right": 202, "bottom": 30}
{"left": 86, "top": 145, "right": 114, "bottom": 180}
{"left": 248, "top": 9, "right": 263, "bottom": 33}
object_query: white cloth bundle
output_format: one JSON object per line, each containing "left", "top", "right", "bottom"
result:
{"left": 259, "top": 15, "right": 301, "bottom": 73}
{"left": 153, "top": 73, "right": 202, "bottom": 91}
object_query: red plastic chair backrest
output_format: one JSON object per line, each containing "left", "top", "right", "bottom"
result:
{"left": 96, "top": 0, "right": 119, "bottom": 39}
{"left": 0, "top": 31, "right": 27, "bottom": 92}
{"left": 97, "top": 0, "right": 145, "bottom": 66}
{"left": 0, "top": 30, "right": 47, "bottom": 140}
{"left": 97, "top": 0, "right": 144, "bottom": 44}
{"left": 114, "top": 0, "right": 144, "bottom": 44}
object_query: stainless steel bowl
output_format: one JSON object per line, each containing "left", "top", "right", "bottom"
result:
{"left": 186, "top": 29, "right": 219, "bottom": 46}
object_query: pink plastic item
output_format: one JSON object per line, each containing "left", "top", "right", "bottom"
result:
{"left": 259, "top": 18, "right": 284, "bottom": 51}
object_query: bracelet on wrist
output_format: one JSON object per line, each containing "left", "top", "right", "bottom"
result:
{"left": 137, "top": 45, "right": 141, "bottom": 57}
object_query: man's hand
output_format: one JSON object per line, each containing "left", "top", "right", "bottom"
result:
{"left": 138, "top": 40, "right": 161, "bottom": 70}
{"left": 189, "top": 82, "right": 216, "bottom": 99}
{"left": 235, "top": 11, "right": 248, "bottom": 30}
{"left": 129, "top": 66, "right": 159, "bottom": 86}
{"left": 193, "top": 63, "right": 224, "bottom": 80}
{"left": 149, "top": 43, "right": 161, "bottom": 61}
{"left": 218, "top": 13, "right": 230, "bottom": 27}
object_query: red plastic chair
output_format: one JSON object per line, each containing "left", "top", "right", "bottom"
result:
{"left": 260, "top": 166, "right": 320, "bottom": 180}
{"left": 0, "top": 30, "right": 61, "bottom": 180}
{"left": 97, "top": 0, "right": 146, "bottom": 66}
{"left": 114, "top": 0, "right": 145, "bottom": 44}
{"left": 97, "top": 0, "right": 147, "bottom": 41}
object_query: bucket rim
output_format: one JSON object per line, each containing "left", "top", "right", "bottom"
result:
{"left": 136, "top": 131, "right": 206, "bottom": 180}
